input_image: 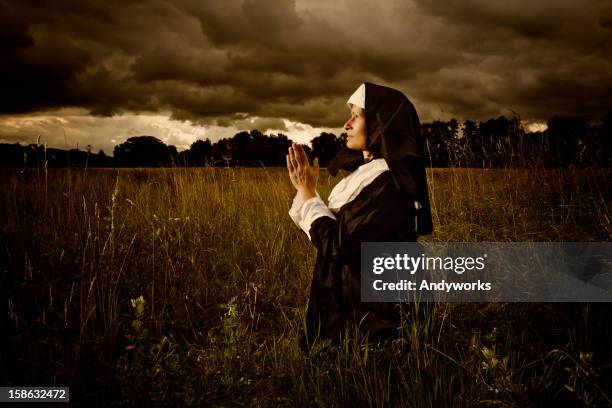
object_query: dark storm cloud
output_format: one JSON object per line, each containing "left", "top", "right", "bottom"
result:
{"left": 408, "top": 0, "right": 612, "bottom": 120}
{"left": 2, "top": 0, "right": 612, "bottom": 130}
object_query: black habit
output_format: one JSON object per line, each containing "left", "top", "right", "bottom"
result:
{"left": 291, "top": 83, "right": 433, "bottom": 350}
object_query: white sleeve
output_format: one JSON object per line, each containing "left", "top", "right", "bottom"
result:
{"left": 288, "top": 191, "right": 337, "bottom": 240}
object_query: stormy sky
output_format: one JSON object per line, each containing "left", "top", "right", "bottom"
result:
{"left": 1, "top": 0, "right": 611, "bottom": 153}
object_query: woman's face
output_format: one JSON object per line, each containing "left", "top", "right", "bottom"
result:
{"left": 344, "top": 104, "right": 367, "bottom": 150}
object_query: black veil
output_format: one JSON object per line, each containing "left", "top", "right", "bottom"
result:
{"left": 327, "top": 82, "right": 433, "bottom": 235}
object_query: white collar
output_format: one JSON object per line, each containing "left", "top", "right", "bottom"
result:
{"left": 327, "top": 158, "right": 389, "bottom": 211}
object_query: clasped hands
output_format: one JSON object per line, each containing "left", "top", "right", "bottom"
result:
{"left": 286, "top": 143, "right": 319, "bottom": 203}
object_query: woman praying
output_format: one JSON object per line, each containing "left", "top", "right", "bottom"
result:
{"left": 286, "top": 82, "right": 433, "bottom": 350}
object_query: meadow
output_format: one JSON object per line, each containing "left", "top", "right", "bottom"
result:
{"left": 1, "top": 165, "right": 611, "bottom": 406}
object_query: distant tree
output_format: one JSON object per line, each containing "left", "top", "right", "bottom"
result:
{"left": 0, "top": 143, "right": 24, "bottom": 166}
{"left": 231, "top": 131, "right": 252, "bottom": 165}
{"left": 189, "top": 139, "right": 212, "bottom": 166}
{"left": 249, "top": 129, "right": 265, "bottom": 142}
{"left": 546, "top": 116, "right": 590, "bottom": 167}
{"left": 422, "top": 121, "right": 452, "bottom": 167}
{"left": 168, "top": 145, "right": 179, "bottom": 166}
{"left": 91, "top": 149, "right": 112, "bottom": 167}
{"left": 210, "top": 131, "right": 294, "bottom": 167}
{"left": 68, "top": 147, "right": 88, "bottom": 167}
{"left": 113, "top": 136, "right": 174, "bottom": 167}
{"left": 233, "top": 131, "right": 251, "bottom": 148}
{"left": 311, "top": 132, "right": 343, "bottom": 166}
{"left": 462, "top": 120, "right": 480, "bottom": 166}
{"left": 256, "top": 133, "right": 293, "bottom": 166}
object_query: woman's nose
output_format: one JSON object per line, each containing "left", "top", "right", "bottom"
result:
{"left": 344, "top": 119, "right": 351, "bottom": 130}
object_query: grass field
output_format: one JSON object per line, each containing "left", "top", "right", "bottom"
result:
{"left": 1, "top": 166, "right": 611, "bottom": 406}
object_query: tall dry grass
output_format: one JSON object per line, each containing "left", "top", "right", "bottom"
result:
{"left": 1, "top": 166, "right": 610, "bottom": 406}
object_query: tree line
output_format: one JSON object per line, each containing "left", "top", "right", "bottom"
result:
{"left": 1, "top": 112, "right": 610, "bottom": 169}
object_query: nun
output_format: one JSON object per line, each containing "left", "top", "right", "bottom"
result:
{"left": 286, "top": 82, "right": 433, "bottom": 350}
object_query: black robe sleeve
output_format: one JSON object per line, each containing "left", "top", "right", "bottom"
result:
{"left": 302, "top": 171, "right": 418, "bottom": 349}
{"left": 308, "top": 171, "right": 417, "bottom": 261}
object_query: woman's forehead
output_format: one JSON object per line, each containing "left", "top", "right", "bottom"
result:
{"left": 349, "top": 104, "right": 365, "bottom": 114}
